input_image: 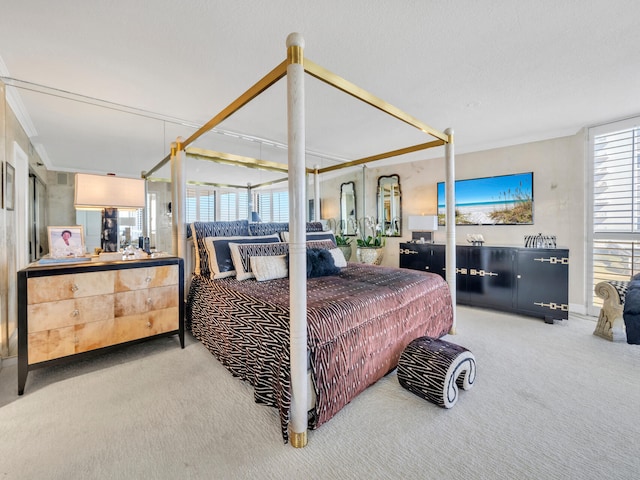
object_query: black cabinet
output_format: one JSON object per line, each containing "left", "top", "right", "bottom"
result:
{"left": 515, "top": 249, "right": 569, "bottom": 320}
{"left": 462, "top": 246, "right": 515, "bottom": 310}
{"left": 399, "top": 243, "right": 444, "bottom": 275}
{"left": 399, "top": 243, "right": 569, "bottom": 321}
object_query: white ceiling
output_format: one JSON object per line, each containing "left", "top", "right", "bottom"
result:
{"left": 1, "top": 1, "right": 640, "bottom": 184}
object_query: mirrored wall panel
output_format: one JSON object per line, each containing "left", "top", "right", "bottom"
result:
{"left": 340, "top": 181, "right": 357, "bottom": 235}
{"left": 377, "top": 174, "right": 401, "bottom": 236}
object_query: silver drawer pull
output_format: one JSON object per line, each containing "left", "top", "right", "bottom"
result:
{"left": 71, "top": 309, "right": 80, "bottom": 317}
{"left": 146, "top": 298, "right": 152, "bottom": 305}
{"left": 71, "top": 284, "right": 79, "bottom": 292}
{"left": 146, "top": 321, "right": 152, "bottom": 328}
{"left": 145, "top": 277, "right": 152, "bottom": 283}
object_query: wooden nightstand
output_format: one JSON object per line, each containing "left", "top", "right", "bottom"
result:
{"left": 17, "top": 256, "right": 184, "bottom": 395}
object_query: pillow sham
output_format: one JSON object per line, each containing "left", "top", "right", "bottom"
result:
{"left": 280, "top": 230, "right": 336, "bottom": 245}
{"left": 190, "top": 221, "right": 250, "bottom": 277}
{"left": 251, "top": 255, "right": 288, "bottom": 282}
{"left": 204, "top": 234, "right": 280, "bottom": 279}
{"left": 230, "top": 239, "right": 337, "bottom": 281}
{"left": 230, "top": 242, "right": 289, "bottom": 281}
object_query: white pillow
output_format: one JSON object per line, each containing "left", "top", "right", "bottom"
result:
{"left": 251, "top": 255, "right": 288, "bottom": 282}
{"left": 329, "top": 248, "right": 347, "bottom": 268}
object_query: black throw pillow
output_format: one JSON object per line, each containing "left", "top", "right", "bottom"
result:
{"left": 306, "top": 248, "right": 341, "bottom": 278}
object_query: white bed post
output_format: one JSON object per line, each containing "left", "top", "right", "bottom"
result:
{"left": 313, "top": 164, "right": 320, "bottom": 222}
{"left": 170, "top": 137, "right": 187, "bottom": 260}
{"left": 286, "top": 32, "right": 308, "bottom": 448}
{"left": 247, "top": 183, "right": 253, "bottom": 221}
{"left": 444, "top": 128, "right": 456, "bottom": 334}
{"left": 171, "top": 137, "right": 187, "bottom": 259}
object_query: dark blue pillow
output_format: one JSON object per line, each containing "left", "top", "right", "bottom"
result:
{"left": 306, "top": 248, "right": 341, "bottom": 278}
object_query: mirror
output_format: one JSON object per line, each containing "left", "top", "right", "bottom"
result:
{"left": 340, "top": 181, "right": 357, "bottom": 235}
{"left": 377, "top": 174, "right": 401, "bottom": 236}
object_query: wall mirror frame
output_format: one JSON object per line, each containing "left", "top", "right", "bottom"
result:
{"left": 377, "top": 174, "right": 402, "bottom": 237}
{"left": 340, "top": 181, "right": 357, "bottom": 236}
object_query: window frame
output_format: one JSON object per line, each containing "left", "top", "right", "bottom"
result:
{"left": 588, "top": 116, "right": 640, "bottom": 315}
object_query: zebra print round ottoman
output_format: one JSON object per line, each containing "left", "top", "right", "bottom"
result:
{"left": 397, "top": 336, "right": 476, "bottom": 408}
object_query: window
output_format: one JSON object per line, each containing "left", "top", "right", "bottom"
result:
{"left": 183, "top": 186, "right": 253, "bottom": 222}
{"left": 593, "top": 128, "right": 640, "bottom": 233}
{"left": 257, "top": 189, "right": 289, "bottom": 223}
{"left": 590, "top": 118, "right": 640, "bottom": 308}
{"left": 258, "top": 193, "right": 272, "bottom": 222}
{"left": 186, "top": 186, "right": 216, "bottom": 223}
{"left": 272, "top": 191, "right": 289, "bottom": 222}
{"left": 219, "top": 192, "right": 236, "bottom": 221}
{"left": 238, "top": 191, "right": 248, "bottom": 221}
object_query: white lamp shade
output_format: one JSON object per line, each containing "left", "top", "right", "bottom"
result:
{"left": 74, "top": 173, "right": 145, "bottom": 209}
{"left": 407, "top": 215, "right": 438, "bottom": 231}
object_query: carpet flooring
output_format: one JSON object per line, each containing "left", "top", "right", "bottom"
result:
{"left": 0, "top": 306, "right": 638, "bottom": 479}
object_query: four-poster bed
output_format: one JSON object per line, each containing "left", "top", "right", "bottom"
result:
{"left": 144, "top": 33, "right": 456, "bottom": 447}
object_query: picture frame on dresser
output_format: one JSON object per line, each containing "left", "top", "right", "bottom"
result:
{"left": 48, "top": 225, "right": 85, "bottom": 258}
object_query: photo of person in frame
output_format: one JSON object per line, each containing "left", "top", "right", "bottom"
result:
{"left": 48, "top": 226, "right": 85, "bottom": 257}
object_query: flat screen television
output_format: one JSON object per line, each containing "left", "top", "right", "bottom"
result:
{"left": 437, "top": 172, "right": 533, "bottom": 225}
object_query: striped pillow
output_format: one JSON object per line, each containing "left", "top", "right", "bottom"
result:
{"left": 189, "top": 221, "right": 249, "bottom": 277}
{"left": 230, "top": 240, "right": 336, "bottom": 281}
{"left": 204, "top": 234, "right": 280, "bottom": 279}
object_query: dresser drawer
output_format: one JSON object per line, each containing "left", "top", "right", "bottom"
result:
{"left": 113, "top": 307, "right": 179, "bottom": 343}
{"left": 28, "top": 319, "right": 117, "bottom": 364}
{"left": 28, "top": 295, "right": 115, "bottom": 332}
{"left": 115, "top": 265, "right": 178, "bottom": 292}
{"left": 114, "top": 285, "right": 178, "bottom": 317}
{"left": 27, "top": 271, "right": 115, "bottom": 304}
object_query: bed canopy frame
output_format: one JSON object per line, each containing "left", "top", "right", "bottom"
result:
{"left": 144, "top": 32, "right": 456, "bottom": 448}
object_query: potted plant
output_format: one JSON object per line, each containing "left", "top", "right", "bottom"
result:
{"left": 356, "top": 230, "right": 385, "bottom": 265}
{"left": 335, "top": 234, "right": 353, "bottom": 262}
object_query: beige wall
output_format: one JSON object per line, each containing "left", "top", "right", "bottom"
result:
{"left": 0, "top": 81, "right": 7, "bottom": 358}
{"left": 46, "top": 171, "right": 76, "bottom": 228}
{"left": 320, "top": 132, "right": 587, "bottom": 312}
{"left": 1, "top": 82, "right": 47, "bottom": 359}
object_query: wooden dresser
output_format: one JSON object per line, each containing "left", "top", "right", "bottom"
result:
{"left": 18, "top": 256, "right": 184, "bottom": 394}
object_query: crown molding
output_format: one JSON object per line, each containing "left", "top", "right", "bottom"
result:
{"left": 0, "top": 56, "right": 53, "bottom": 169}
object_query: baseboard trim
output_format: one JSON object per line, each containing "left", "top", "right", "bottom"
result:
{"left": 570, "top": 303, "right": 590, "bottom": 317}
{"left": 0, "top": 356, "right": 17, "bottom": 368}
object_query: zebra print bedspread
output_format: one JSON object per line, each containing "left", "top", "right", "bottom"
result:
{"left": 186, "top": 263, "right": 453, "bottom": 442}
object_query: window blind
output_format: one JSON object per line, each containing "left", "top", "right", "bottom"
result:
{"left": 256, "top": 190, "right": 289, "bottom": 223}
{"left": 186, "top": 186, "right": 216, "bottom": 222}
{"left": 272, "top": 190, "right": 289, "bottom": 222}
{"left": 593, "top": 128, "right": 640, "bottom": 232}
{"left": 591, "top": 121, "right": 640, "bottom": 306}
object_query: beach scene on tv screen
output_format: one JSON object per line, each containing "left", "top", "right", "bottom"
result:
{"left": 438, "top": 172, "right": 533, "bottom": 225}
